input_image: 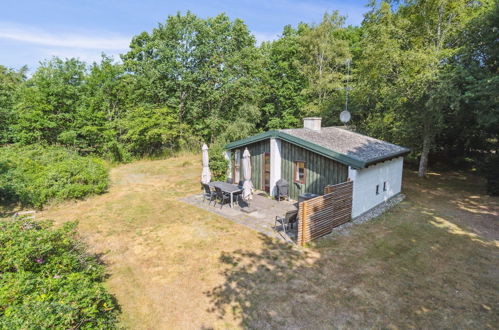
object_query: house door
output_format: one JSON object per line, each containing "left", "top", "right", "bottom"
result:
{"left": 263, "top": 152, "right": 270, "bottom": 193}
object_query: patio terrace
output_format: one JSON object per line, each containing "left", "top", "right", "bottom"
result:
{"left": 182, "top": 191, "right": 298, "bottom": 243}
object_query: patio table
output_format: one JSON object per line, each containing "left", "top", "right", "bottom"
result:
{"left": 208, "top": 181, "right": 243, "bottom": 208}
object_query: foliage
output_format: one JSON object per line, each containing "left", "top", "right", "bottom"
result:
{"left": 0, "top": 5, "right": 496, "bottom": 180}
{"left": 121, "top": 106, "right": 190, "bottom": 157}
{"left": 259, "top": 25, "right": 307, "bottom": 130}
{"left": 14, "top": 58, "right": 87, "bottom": 146}
{"left": 76, "top": 56, "right": 137, "bottom": 157}
{"left": 208, "top": 141, "right": 228, "bottom": 182}
{"left": 480, "top": 153, "right": 499, "bottom": 196}
{"left": 0, "top": 65, "right": 26, "bottom": 144}
{"left": 434, "top": 1, "right": 498, "bottom": 169}
{"left": 355, "top": 0, "right": 491, "bottom": 176}
{"left": 0, "top": 219, "right": 118, "bottom": 328}
{"left": 299, "top": 11, "right": 351, "bottom": 117}
{"left": 0, "top": 145, "right": 109, "bottom": 208}
{"left": 122, "top": 12, "right": 263, "bottom": 143}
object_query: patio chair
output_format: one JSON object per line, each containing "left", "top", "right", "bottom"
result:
{"left": 234, "top": 190, "right": 243, "bottom": 203}
{"left": 232, "top": 184, "right": 243, "bottom": 203}
{"left": 202, "top": 183, "right": 216, "bottom": 205}
{"left": 276, "top": 179, "right": 289, "bottom": 201}
{"left": 226, "top": 179, "right": 242, "bottom": 203}
{"left": 214, "top": 187, "right": 231, "bottom": 209}
{"left": 275, "top": 210, "right": 298, "bottom": 234}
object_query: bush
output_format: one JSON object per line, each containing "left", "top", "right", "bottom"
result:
{"left": 121, "top": 106, "right": 190, "bottom": 157}
{"left": 0, "top": 219, "right": 118, "bottom": 328}
{"left": 208, "top": 142, "right": 228, "bottom": 182}
{"left": 481, "top": 153, "right": 499, "bottom": 196}
{"left": 0, "top": 145, "right": 109, "bottom": 207}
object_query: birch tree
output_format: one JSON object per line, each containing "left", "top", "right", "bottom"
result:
{"left": 299, "top": 12, "right": 351, "bottom": 116}
{"left": 356, "top": 0, "right": 487, "bottom": 177}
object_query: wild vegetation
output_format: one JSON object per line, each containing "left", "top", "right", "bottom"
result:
{"left": 0, "top": 0, "right": 496, "bottom": 192}
{"left": 0, "top": 218, "right": 119, "bottom": 328}
{"left": 0, "top": 145, "right": 108, "bottom": 208}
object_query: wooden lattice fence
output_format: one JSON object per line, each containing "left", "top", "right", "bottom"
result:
{"left": 297, "top": 181, "right": 353, "bottom": 246}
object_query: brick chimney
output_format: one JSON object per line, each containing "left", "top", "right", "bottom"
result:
{"left": 303, "top": 117, "right": 322, "bottom": 131}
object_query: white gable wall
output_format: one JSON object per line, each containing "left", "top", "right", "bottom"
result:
{"left": 348, "top": 157, "right": 404, "bottom": 218}
{"left": 269, "top": 137, "right": 282, "bottom": 197}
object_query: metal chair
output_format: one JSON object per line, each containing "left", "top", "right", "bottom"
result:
{"left": 233, "top": 190, "right": 243, "bottom": 204}
{"left": 276, "top": 179, "right": 290, "bottom": 201}
{"left": 214, "top": 187, "right": 231, "bottom": 209}
{"left": 275, "top": 210, "right": 298, "bottom": 234}
{"left": 202, "top": 183, "right": 215, "bottom": 205}
{"left": 226, "top": 178, "right": 242, "bottom": 203}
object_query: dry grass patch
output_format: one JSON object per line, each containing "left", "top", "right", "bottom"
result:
{"left": 206, "top": 170, "right": 499, "bottom": 329}
{"left": 9, "top": 155, "right": 497, "bottom": 329}
{"left": 36, "top": 155, "right": 267, "bottom": 329}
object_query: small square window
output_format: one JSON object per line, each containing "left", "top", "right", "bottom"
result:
{"left": 294, "top": 161, "right": 306, "bottom": 184}
{"left": 383, "top": 181, "right": 387, "bottom": 192}
{"left": 376, "top": 184, "right": 380, "bottom": 195}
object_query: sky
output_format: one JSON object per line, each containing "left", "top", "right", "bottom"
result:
{"left": 0, "top": 0, "right": 368, "bottom": 73}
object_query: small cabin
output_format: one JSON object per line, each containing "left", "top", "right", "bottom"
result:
{"left": 224, "top": 117, "right": 409, "bottom": 218}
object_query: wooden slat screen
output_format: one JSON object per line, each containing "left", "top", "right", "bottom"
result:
{"left": 297, "top": 181, "right": 353, "bottom": 246}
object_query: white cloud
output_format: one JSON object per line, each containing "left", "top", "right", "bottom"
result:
{"left": 0, "top": 23, "right": 130, "bottom": 50}
{"left": 40, "top": 48, "right": 122, "bottom": 65}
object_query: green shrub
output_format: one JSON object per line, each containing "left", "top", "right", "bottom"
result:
{"left": 0, "top": 145, "right": 109, "bottom": 207}
{"left": 121, "top": 106, "right": 190, "bottom": 157}
{"left": 0, "top": 219, "right": 118, "bottom": 328}
{"left": 208, "top": 141, "right": 228, "bottom": 182}
{"left": 481, "top": 153, "right": 499, "bottom": 196}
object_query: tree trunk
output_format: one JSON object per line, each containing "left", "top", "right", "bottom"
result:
{"left": 418, "top": 132, "right": 431, "bottom": 177}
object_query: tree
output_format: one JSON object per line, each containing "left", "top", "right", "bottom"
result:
{"left": 259, "top": 25, "right": 307, "bottom": 129}
{"left": 401, "top": 0, "right": 486, "bottom": 176}
{"left": 439, "top": 0, "right": 498, "bottom": 193}
{"left": 0, "top": 65, "right": 26, "bottom": 143}
{"left": 14, "top": 58, "right": 86, "bottom": 146}
{"left": 356, "top": 0, "right": 487, "bottom": 177}
{"left": 122, "top": 12, "right": 263, "bottom": 143}
{"left": 79, "top": 55, "right": 137, "bottom": 156}
{"left": 298, "top": 12, "right": 351, "bottom": 117}
{"left": 121, "top": 106, "right": 189, "bottom": 157}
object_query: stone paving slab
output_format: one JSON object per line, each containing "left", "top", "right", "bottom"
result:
{"left": 181, "top": 193, "right": 298, "bottom": 243}
{"left": 181, "top": 192, "right": 405, "bottom": 244}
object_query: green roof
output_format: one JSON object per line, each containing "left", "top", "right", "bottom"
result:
{"left": 225, "top": 128, "right": 409, "bottom": 169}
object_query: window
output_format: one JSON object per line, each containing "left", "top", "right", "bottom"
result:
{"left": 294, "top": 161, "right": 306, "bottom": 184}
{"left": 383, "top": 181, "right": 387, "bottom": 192}
{"left": 376, "top": 184, "right": 380, "bottom": 195}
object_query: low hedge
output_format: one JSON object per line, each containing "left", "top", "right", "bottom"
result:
{"left": 0, "top": 219, "right": 118, "bottom": 328}
{"left": 0, "top": 145, "right": 109, "bottom": 207}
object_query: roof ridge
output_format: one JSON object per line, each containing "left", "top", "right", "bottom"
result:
{"left": 226, "top": 127, "right": 410, "bottom": 168}
{"left": 328, "top": 126, "right": 406, "bottom": 149}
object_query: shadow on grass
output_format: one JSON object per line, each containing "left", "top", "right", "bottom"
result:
{"left": 204, "top": 234, "right": 317, "bottom": 328}
{"left": 0, "top": 201, "right": 20, "bottom": 218}
{"left": 204, "top": 201, "right": 499, "bottom": 329}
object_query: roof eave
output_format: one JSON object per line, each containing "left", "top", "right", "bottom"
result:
{"left": 224, "top": 130, "right": 278, "bottom": 150}
{"left": 363, "top": 148, "right": 411, "bottom": 167}
{"left": 225, "top": 130, "right": 366, "bottom": 168}
{"left": 277, "top": 131, "right": 366, "bottom": 168}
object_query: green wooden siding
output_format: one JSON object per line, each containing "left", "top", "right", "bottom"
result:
{"left": 230, "top": 140, "right": 269, "bottom": 191}
{"left": 280, "top": 140, "right": 348, "bottom": 200}
{"left": 230, "top": 139, "right": 347, "bottom": 199}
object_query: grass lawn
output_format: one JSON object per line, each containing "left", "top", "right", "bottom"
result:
{"left": 15, "top": 154, "right": 498, "bottom": 328}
